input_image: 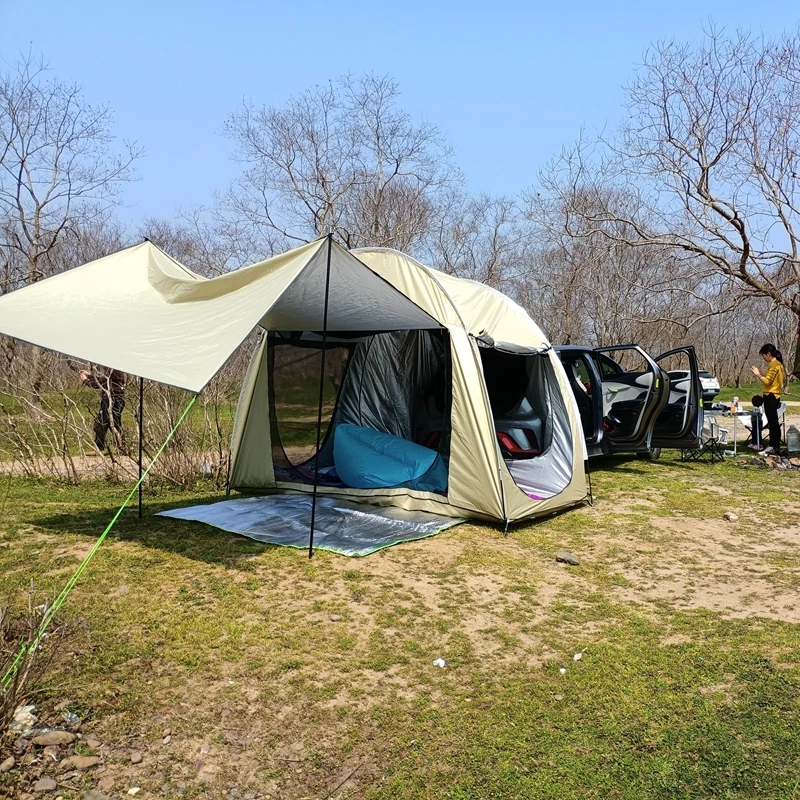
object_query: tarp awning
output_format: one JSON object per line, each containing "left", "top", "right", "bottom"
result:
{"left": 0, "top": 238, "right": 439, "bottom": 393}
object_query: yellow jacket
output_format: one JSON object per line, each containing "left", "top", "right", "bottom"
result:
{"left": 761, "top": 360, "right": 785, "bottom": 396}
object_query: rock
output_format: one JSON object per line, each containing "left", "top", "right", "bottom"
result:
{"left": 60, "top": 755, "right": 101, "bottom": 771}
{"left": 553, "top": 694, "right": 563, "bottom": 701}
{"left": 62, "top": 712, "right": 81, "bottom": 731}
{"left": 162, "top": 735, "right": 172, "bottom": 745}
{"left": 127, "top": 789, "right": 141, "bottom": 796}
{"left": 200, "top": 746, "right": 211, "bottom": 755}
{"left": 33, "top": 777, "right": 58, "bottom": 792}
{"left": 43, "top": 745, "right": 60, "bottom": 761}
{"left": 97, "top": 776, "right": 115, "bottom": 791}
{"left": 129, "top": 751, "right": 143, "bottom": 764}
{"left": 556, "top": 550, "right": 580, "bottom": 566}
{"left": 32, "top": 731, "right": 76, "bottom": 746}
{"left": 85, "top": 738, "right": 102, "bottom": 749}
{"left": 230, "top": 754, "right": 240, "bottom": 762}
{"left": 10, "top": 705, "right": 38, "bottom": 736}
{"left": 0, "top": 756, "right": 14, "bottom": 773}
{"left": 723, "top": 512, "right": 738, "bottom": 522}
{"left": 329, "top": 614, "right": 342, "bottom": 622}
{"left": 162, "top": 728, "right": 171, "bottom": 737}
{"left": 84, "top": 792, "right": 112, "bottom": 800}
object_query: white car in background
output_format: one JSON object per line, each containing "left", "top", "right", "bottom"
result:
{"left": 668, "top": 368, "right": 720, "bottom": 403}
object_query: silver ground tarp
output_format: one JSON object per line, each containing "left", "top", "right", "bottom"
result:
{"left": 157, "top": 494, "right": 464, "bottom": 557}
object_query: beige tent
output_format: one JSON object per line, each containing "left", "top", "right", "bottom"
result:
{"left": 0, "top": 237, "right": 587, "bottom": 523}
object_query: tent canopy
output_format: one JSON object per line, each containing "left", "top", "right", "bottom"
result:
{"left": 0, "top": 238, "right": 438, "bottom": 393}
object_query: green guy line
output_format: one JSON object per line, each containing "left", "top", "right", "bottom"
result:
{"left": 1, "top": 394, "right": 199, "bottom": 692}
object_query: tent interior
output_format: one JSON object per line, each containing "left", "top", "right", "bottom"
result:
{"left": 266, "top": 328, "right": 453, "bottom": 495}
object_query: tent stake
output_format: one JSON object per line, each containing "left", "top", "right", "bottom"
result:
{"left": 309, "top": 234, "right": 334, "bottom": 559}
{"left": 138, "top": 376, "right": 144, "bottom": 519}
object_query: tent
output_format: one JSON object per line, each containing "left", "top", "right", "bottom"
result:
{"left": 0, "top": 236, "right": 587, "bottom": 527}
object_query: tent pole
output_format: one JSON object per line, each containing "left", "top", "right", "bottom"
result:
{"left": 585, "top": 459, "right": 594, "bottom": 507}
{"left": 138, "top": 377, "right": 144, "bottom": 519}
{"left": 309, "top": 234, "right": 333, "bottom": 559}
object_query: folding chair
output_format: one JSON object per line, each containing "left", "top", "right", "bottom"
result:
{"left": 743, "top": 410, "right": 766, "bottom": 450}
{"left": 681, "top": 416, "right": 727, "bottom": 463}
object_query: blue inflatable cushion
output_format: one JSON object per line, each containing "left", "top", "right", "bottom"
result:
{"left": 333, "top": 423, "right": 447, "bottom": 493}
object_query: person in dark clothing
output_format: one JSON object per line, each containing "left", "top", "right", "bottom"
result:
{"left": 80, "top": 366, "right": 126, "bottom": 451}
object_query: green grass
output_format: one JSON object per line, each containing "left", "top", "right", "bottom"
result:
{"left": 716, "top": 383, "right": 798, "bottom": 403}
{"left": 1, "top": 451, "right": 799, "bottom": 798}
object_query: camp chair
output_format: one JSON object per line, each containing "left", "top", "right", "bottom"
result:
{"left": 742, "top": 409, "right": 766, "bottom": 450}
{"left": 681, "top": 415, "right": 727, "bottom": 463}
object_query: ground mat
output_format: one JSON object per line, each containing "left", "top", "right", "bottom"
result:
{"left": 157, "top": 494, "right": 464, "bottom": 557}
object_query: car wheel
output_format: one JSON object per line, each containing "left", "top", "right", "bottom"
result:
{"left": 637, "top": 447, "right": 662, "bottom": 460}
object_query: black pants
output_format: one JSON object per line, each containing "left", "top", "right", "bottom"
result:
{"left": 94, "top": 395, "right": 125, "bottom": 450}
{"left": 763, "top": 393, "right": 781, "bottom": 450}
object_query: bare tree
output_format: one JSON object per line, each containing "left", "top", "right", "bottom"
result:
{"left": 425, "top": 191, "right": 524, "bottom": 289}
{"left": 221, "top": 74, "right": 459, "bottom": 250}
{"left": 0, "top": 53, "right": 141, "bottom": 293}
{"left": 532, "top": 26, "right": 800, "bottom": 374}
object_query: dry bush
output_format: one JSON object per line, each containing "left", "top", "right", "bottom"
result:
{"left": 0, "top": 584, "right": 63, "bottom": 738}
{"left": 0, "top": 339, "right": 254, "bottom": 488}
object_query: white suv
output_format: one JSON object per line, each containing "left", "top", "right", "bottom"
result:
{"left": 669, "top": 368, "right": 720, "bottom": 403}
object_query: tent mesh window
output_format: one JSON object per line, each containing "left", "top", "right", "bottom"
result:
{"left": 268, "top": 330, "right": 452, "bottom": 495}
{"left": 480, "top": 348, "right": 552, "bottom": 459}
{"left": 479, "top": 347, "right": 574, "bottom": 501}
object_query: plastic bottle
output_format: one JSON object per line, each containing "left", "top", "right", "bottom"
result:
{"left": 787, "top": 424, "right": 800, "bottom": 455}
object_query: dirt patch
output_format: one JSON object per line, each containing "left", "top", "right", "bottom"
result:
{"left": 606, "top": 514, "right": 800, "bottom": 623}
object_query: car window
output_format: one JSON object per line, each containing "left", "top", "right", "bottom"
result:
{"left": 572, "top": 358, "right": 591, "bottom": 385}
{"left": 595, "top": 353, "right": 625, "bottom": 377}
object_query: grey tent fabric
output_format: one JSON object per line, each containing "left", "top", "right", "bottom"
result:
{"left": 315, "top": 330, "right": 449, "bottom": 465}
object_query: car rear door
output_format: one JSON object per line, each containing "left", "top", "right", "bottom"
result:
{"left": 555, "top": 348, "right": 605, "bottom": 446}
{"left": 650, "top": 346, "right": 703, "bottom": 449}
{"left": 592, "top": 345, "right": 669, "bottom": 452}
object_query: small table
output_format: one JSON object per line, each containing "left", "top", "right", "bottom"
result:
{"left": 720, "top": 410, "right": 753, "bottom": 457}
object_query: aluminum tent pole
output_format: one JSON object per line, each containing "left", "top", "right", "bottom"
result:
{"left": 138, "top": 376, "right": 144, "bottom": 519}
{"left": 309, "top": 234, "right": 333, "bottom": 559}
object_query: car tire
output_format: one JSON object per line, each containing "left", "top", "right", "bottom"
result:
{"left": 637, "top": 447, "right": 662, "bottom": 460}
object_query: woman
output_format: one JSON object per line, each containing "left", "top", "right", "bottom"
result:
{"left": 750, "top": 344, "right": 786, "bottom": 454}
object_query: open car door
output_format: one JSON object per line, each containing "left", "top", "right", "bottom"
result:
{"left": 592, "top": 345, "right": 669, "bottom": 452}
{"left": 555, "top": 348, "right": 605, "bottom": 447}
{"left": 650, "top": 346, "right": 703, "bottom": 450}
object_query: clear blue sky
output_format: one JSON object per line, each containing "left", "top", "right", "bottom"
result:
{"left": 1, "top": 1, "right": 798, "bottom": 226}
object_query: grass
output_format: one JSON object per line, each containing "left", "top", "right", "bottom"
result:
{"left": 716, "top": 383, "right": 798, "bottom": 403}
{"left": 0, "top": 451, "right": 799, "bottom": 798}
